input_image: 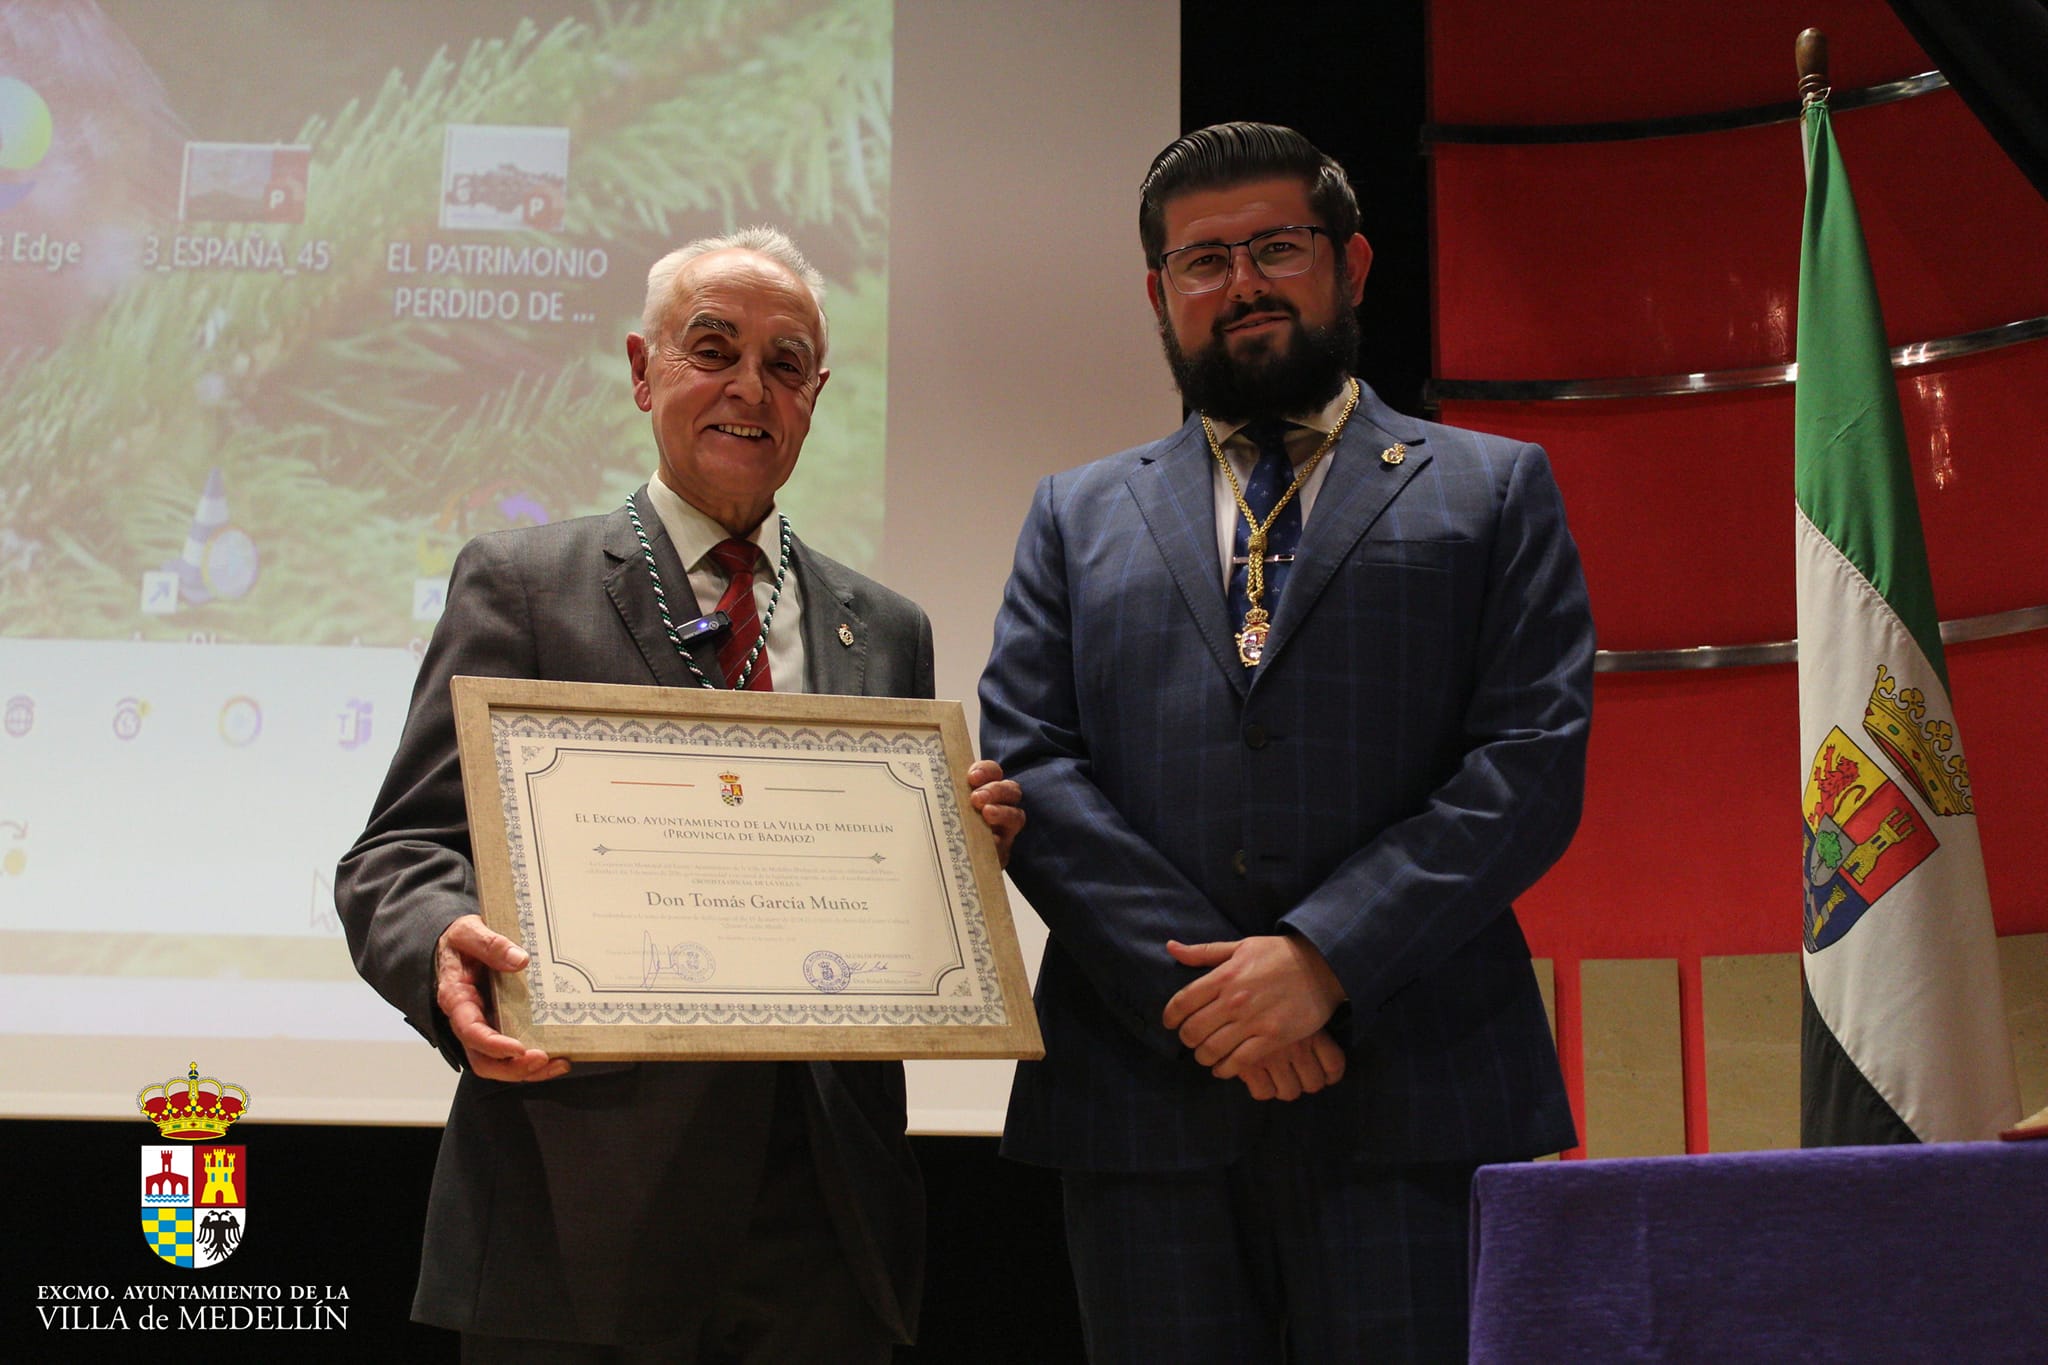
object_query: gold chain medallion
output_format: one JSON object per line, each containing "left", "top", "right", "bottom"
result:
{"left": 1203, "top": 380, "right": 1359, "bottom": 667}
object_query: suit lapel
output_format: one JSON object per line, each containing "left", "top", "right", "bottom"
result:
{"left": 793, "top": 535, "right": 867, "bottom": 696}
{"left": 1127, "top": 413, "right": 1250, "bottom": 697}
{"left": 602, "top": 491, "right": 721, "bottom": 688}
{"left": 1255, "top": 389, "right": 1432, "bottom": 679}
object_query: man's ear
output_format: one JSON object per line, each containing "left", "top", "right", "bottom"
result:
{"left": 1145, "top": 269, "right": 1164, "bottom": 315}
{"left": 1343, "top": 235, "right": 1372, "bottom": 307}
{"left": 626, "top": 332, "right": 653, "bottom": 412}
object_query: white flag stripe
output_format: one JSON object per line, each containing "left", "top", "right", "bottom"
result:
{"left": 1796, "top": 506, "right": 2018, "bottom": 1141}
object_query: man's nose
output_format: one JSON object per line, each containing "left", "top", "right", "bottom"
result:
{"left": 1223, "top": 244, "right": 1270, "bottom": 300}
{"left": 726, "top": 356, "right": 770, "bottom": 404}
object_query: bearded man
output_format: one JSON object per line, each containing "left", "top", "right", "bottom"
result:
{"left": 978, "top": 123, "right": 1595, "bottom": 1363}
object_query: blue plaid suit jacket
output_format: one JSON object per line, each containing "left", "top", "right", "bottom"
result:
{"left": 981, "top": 385, "right": 1593, "bottom": 1172}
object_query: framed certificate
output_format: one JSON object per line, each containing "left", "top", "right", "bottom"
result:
{"left": 451, "top": 676, "right": 1043, "bottom": 1061}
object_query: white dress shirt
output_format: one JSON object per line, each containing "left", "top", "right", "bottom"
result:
{"left": 644, "top": 475, "right": 807, "bottom": 691}
{"left": 1206, "top": 379, "right": 1357, "bottom": 589}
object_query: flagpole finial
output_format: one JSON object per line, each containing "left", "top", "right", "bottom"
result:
{"left": 1797, "top": 28, "right": 1830, "bottom": 107}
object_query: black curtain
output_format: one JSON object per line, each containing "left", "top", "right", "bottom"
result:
{"left": 1180, "top": 0, "right": 1428, "bottom": 414}
{"left": 1887, "top": 0, "right": 2048, "bottom": 202}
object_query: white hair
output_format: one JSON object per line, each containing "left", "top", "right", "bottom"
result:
{"left": 640, "top": 226, "right": 829, "bottom": 361}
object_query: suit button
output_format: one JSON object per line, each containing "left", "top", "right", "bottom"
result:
{"left": 1244, "top": 723, "right": 1268, "bottom": 749}
{"left": 1232, "top": 848, "right": 1248, "bottom": 877}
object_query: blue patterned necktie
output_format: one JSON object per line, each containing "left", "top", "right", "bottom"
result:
{"left": 1227, "top": 418, "right": 1300, "bottom": 663}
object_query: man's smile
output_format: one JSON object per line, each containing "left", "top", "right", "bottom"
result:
{"left": 1222, "top": 310, "right": 1292, "bottom": 337}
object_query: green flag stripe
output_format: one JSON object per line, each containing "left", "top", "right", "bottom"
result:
{"left": 1793, "top": 103, "right": 1947, "bottom": 688}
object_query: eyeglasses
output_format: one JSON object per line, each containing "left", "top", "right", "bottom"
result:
{"left": 1159, "top": 226, "right": 1327, "bottom": 295}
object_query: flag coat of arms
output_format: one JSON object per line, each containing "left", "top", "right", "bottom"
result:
{"left": 1795, "top": 95, "right": 2020, "bottom": 1144}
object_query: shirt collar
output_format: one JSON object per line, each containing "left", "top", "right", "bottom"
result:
{"left": 1207, "top": 377, "right": 1356, "bottom": 450}
{"left": 643, "top": 475, "right": 780, "bottom": 570}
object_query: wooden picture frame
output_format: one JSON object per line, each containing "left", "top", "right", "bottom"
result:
{"left": 451, "top": 676, "right": 1042, "bottom": 1061}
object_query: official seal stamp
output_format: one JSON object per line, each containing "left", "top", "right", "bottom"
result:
{"left": 668, "top": 942, "right": 716, "bottom": 983}
{"left": 803, "top": 950, "right": 854, "bottom": 994}
{"left": 641, "top": 934, "right": 716, "bottom": 987}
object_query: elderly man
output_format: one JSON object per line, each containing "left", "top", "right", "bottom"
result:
{"left": 979, "top": 123, "right": 1594, "bottom": 1361}
{"left": 339, "top": 227, "right": 1020, "bottom": 1363}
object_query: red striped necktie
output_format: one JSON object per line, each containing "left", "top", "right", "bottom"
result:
{"left": 708, "top": 538, "right": 772, "bottom": 691}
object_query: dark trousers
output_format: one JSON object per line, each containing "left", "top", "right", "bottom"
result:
{"left": 462, "top": 1066, "right": 891, "bottom": 1365}
{"left": 1062, "top": 1134, "right": 1477, "bottom": 1365}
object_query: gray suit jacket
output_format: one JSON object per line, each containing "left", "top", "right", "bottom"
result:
{"left": 337, "top": 491, "right": 934, "bottom": 1345}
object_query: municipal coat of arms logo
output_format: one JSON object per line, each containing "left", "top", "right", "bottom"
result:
{"left": 719, "top": 770, "right": 743, "bottom": 807}
{"left": 1801, "top": 665, "right": 1973, "bottom": 952}
{"left": 137, "top": 1063, "right": 249, "bottom": 1268}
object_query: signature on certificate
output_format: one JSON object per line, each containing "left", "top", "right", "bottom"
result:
{"left": 801, "top": 948, "right": 892, "bottom": 994}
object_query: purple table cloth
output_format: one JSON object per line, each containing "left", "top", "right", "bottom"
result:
{"left": 1469, "top": 1141, "right": 2048, "bottom": 1363}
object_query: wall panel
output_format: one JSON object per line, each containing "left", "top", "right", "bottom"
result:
{"left": 1429, "top": 1, "right": 2048, "bottom": 1152}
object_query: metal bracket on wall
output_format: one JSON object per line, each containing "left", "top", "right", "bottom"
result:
{"left": 1425, "top": 315, "right": 2048, "bottom": 405}
{"left": 1423, "top": 70, "right": 1948, "bottom": 147}
{"left": 1594, "top": 604, "right": 2048, "bottom": 672}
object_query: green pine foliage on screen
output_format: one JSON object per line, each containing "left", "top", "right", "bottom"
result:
{"left": 0, "top": 0, "right": 890, "bottom": 644}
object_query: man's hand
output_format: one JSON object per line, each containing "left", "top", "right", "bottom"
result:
{"left": 1233, "top": 1029, "right": 1347, "bottom": 1101}
{"left": 1161, "top": 934, "right": 1346, "bottom": 1077}
{"left": 966, "top": 758, "right": 1024, "bottom": 868}
{"left": 436, "top": 914, "right": 569, "bottom": 1082}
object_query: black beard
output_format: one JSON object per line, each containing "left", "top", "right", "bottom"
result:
{"left": 1158, "top": 294, "right": 1360, "bottom": 424}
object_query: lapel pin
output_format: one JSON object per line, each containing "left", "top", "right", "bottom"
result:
{"left": 837, "top": 623, "right": 854, "bottom": 647}
{"left": 1381, "top": 443, "right": 1407, "bottom": 467}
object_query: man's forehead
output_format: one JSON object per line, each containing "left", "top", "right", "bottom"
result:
{"left": 1162, "top": 177, "right": 1318, "bottom": 244}
{"left": 668, "top": 250, "right": 821, "bottom": 340}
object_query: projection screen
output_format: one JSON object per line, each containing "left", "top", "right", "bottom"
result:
{"left": 0, "top": 0, "right": 1181, "bottom": 1131}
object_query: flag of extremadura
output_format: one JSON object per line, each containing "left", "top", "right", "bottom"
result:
{"left": 1794, "top": 97, "right": 2020, "bottom": 1145}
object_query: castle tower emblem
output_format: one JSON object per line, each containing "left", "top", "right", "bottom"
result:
{"left": 199, "top": 1147, "right": 241, "bottom": 1205}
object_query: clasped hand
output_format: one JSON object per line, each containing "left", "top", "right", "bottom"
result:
{"left": 1162, "top": 934, "right": 1348, "bottom": 1101}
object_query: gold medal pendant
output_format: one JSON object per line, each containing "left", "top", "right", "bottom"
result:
{"left": 1235, "top": 608, "right": 1270, "bottom": 667}
{"left": 1204, "top": 379, "right": 1361, "bottom": 674}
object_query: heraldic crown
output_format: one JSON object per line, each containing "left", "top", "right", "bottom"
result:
{"left": 1862, "top": 664, "right": 1973, "bottom": 816}
{"left": 137, "top": 1062, "right": 250, "bottom": 1141}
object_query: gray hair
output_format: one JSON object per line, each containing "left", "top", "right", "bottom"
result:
{"left": 640, "top": 226, "right": 829, "bottom": 361}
